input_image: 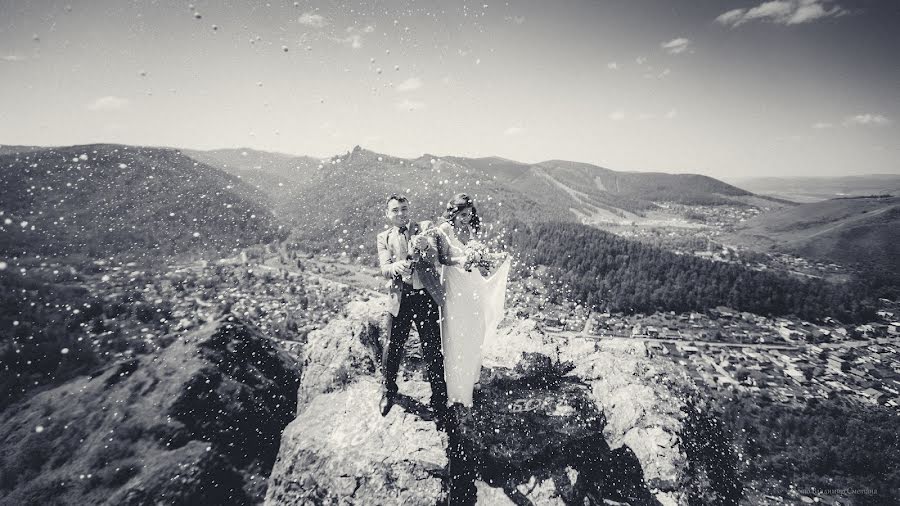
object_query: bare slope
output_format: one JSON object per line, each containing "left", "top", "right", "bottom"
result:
{"left": 730, "top": 195, "right": 900, "bottom": 272}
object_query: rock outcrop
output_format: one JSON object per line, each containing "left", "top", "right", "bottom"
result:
{"left": 265, "top": 298, "right": 735, "bottom": 505}
{"left": 266, "top": 299, "right": 451, "bottom": 504}
{"left": 0, "top": 313, "right": 300, "bottom": 506}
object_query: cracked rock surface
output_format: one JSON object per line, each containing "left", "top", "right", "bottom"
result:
{"left": 265, "top": 299, "right": 725, "bottom": 505}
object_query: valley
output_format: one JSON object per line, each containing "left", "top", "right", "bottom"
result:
{"left": 1, "top": 143, "right": 898, "bottom": 505}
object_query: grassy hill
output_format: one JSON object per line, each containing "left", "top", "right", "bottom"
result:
{"left": 448, "top": 156, "right": 769, "bottom": 219}
{"left": 729, "top": 195, "right": 900, "bottom": 276}
{"left": 0, "top": 144, "right": 287, "bottom": 262}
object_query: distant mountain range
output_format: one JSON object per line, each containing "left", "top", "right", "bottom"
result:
{"left": 0, "top": 144, "right": 287, "bottom": 261}
{"left": 726, "top": 174, "right": 900, "bottom": 203}
{"left": 189, "top": 145, "right": 778, "bottom": 255}
{"left": 456, "top": 156, "right": 768, "bottom": 214}
{"left": 5, "top": 143, "right": 896, "bottom": 279}
{"left": 7, "top": 142, "right": 777, "bottom": 262}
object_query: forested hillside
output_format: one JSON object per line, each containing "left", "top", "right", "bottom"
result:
{"left": 505, "top": 220, "right": 877, "bottom": 322}
{"left": 0, "top": 144, "right": 287, "bottom": 261}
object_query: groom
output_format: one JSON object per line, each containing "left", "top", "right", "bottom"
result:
{"left": 376, "top": 193, "right": 450, "bottom": 427}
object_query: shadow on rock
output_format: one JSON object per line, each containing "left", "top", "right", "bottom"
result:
{"left": 442, "top": 352, "right": 663, "bottom": 506}
{"left": 394, "top": 393, "right": 436, "bottom": 421}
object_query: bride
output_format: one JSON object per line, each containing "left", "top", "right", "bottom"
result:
{"left": 434, "top": 193, "right": 510, "bottom": 408}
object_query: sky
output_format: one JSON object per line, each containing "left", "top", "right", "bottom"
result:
{"left": 0, "top": 0, "right": 897, "bottom": 179}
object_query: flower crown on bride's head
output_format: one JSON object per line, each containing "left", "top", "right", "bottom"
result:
{"left": 442, "top": 192, "right": 481, "bottom": 232}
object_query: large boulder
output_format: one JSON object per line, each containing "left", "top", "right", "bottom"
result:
{"left": 483, "top": 322, "right": 694, "bottom": 505}
{"left": 294, "top": 298, "right": 386, "bottom": 410}
{"left": 264, "top": 297, "right": 728, "bottom": 505}
{"left": 266, "top": 378, "right": 447, "bottom": 505}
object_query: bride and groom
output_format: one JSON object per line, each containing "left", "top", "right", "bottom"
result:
{"left": 375, "top": 192, "right": 510, "bottom": 429}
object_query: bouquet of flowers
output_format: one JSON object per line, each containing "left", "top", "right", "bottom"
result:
{"left": 463, "top": 240, "right": 507, "bottom": 277}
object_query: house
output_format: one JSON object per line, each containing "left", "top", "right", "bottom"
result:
{"left": 888, "top": 323, "right": 900, "bottom": 336}
{"left": 861, "top": 363, "right": 883, "bottom": 379}
{"left": 855, "top": 324, "right": 876, "bottom": 338}
{"left": 776, "top": 319, "right": 796, "bottom": 330}
{"left": 826, "top": 358, "right": 846, "bottom": 373}
{"left": 713, "top": 306, "right": 737, "bottom": 318}
{"left": 860, "top": 388, "right": 885, "bottom": 404}
{"left": 784, "top": 367, "right": 807, "bottom": 384}
{"left": 778, "top": 327, "right": 808, "bottom": 341}
{"left": 849, "top": 367, "right": 869, "bottom": 378}
{"left": 646, "top": 342, "right": 668, "bottom": 356}
{"left": 677, "top": 344, "right": 699, "bottom": 354}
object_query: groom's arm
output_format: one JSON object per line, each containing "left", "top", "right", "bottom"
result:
{"left": 377, "top": 233, "right": 400, "bottom": 279}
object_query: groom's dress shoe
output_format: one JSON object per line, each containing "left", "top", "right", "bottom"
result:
{"left": 379, "top": 393, "right": 394, "bottom": 417}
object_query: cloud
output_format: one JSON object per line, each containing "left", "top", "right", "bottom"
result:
{"left": 812, "top": 122, "right": 834, "bottom": 129}
{"left": 396, "top": 77, "right": 423, "bottom": 92}
{"left": 87, "top": 96, "right": 130, "bottom": 111}
{"left": 343, "top": 34, "right": 363, "bottom": 48}
{"left": 844, "top": 114, "right": 893, "bottom": 126}
{"left": 661, "top": 37, "right": 691, "bottom": 54}
{"left": 635, "top": 56, "right": 647, "bottom": 65}
{"left": 1, "top": 55, "right": 26, "bottom": 62}
{"left": 608, "top": 110, "right": 626, "bottom": 121}
{"left": 607, "top": 62, "right": 618, "bottom": 70}
{"left": 665, "top": 109, "right": 678, "bottom": 120}
{"left": 716, "top": 8, "right": 748, "bottom": 26}
{"left": 504, "top": 126, "right": 525, "bottom": 136}
{"left": 395, "top": 99, "right": 425, "bottom": 111}
{"left": 298, "top": 12, "right": 328, "bottom": 28}
{"left": 642, "top": 68, "right": 671, "bottom": 80}
{"left": 716, "top": 1, "right": 847, "bottom": 28}
{"left": 504, "top": 15, "right": 526, "bottom": 24}
{"left": 333, "top": 25, "right": 373, "bottom": 49}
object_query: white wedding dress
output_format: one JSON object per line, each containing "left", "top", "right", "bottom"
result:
{"left": 439, "top": 227, "right": 511, "bottom": 407}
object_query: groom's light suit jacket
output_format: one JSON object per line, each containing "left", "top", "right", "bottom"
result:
{"left": 376, "top": 220, "right": 450, "bottom": 318}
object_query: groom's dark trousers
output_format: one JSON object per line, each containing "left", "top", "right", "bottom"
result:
{"left": 382, "top": 283, "right": 448, "bottom": 416}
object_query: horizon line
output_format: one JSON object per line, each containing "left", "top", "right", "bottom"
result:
{"left": 3, "top": 141, "right": 899, "bottom": 180}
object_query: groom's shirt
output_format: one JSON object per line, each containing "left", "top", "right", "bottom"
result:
{"left": 395, "top": 222, "right": 425, "bottom": 290}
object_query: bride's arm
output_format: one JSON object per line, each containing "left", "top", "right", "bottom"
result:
{"left": 436, "top": 222, "right": 465, "bottom": 266}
